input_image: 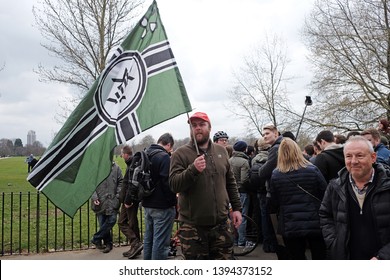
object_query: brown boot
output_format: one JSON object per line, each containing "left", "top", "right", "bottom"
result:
{"left": 128, "top": 241, "right": 143, "bottom": 259}
{"left": 122, "top": 246, "right": 132, "bottom": 257}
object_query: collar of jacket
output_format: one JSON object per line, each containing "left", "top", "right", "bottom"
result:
{"left": 189, "top": 139, "right": 213, "bottom": 154}
{"left": 232, "top": 150, "right": 249, "bottom": 159}
{"left": 272, "top": 135, "right": 283, "bottom": 147}
{"left": 336, "top": 163, "right": 390, "bottom": 200}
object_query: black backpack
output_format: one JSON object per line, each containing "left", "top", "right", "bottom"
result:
{"left": 128, "top": 149, "right": 163, "bottom": 202}
{"left": 249, "top": 160, "right": 267, "bottom": 194}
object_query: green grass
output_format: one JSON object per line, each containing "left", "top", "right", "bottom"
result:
{"left": 0, "top": 157, "right": 37, "bottom": 193}
{"left": 0, "top": 156, "right": 127, "bottom": 193}
{"left": 0, "top": 156, "right": 138, "bottom": 255}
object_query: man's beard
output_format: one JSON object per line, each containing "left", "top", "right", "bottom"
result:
{"left": 193, "top": 132, "right": 210, "bottom": 146}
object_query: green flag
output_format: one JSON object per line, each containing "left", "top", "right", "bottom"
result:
{"left": 27, "top": 0, "right": 192, "bottom": 217}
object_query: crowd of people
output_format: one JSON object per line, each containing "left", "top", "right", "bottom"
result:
{"left": 90, "top": 113, "right": 390, "bottom": 260}
{"left": 220, "top": 117, "right": 390, "bottom": 260}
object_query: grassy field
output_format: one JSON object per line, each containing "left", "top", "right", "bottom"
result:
{"left": 0, "top": 156, "right": 127, "bottom": 193}
{"left": 0, "top": 156, "right": 136, "bottom": 255}
{"left": 0, "top": 157, "right": 36, "bottom": 193}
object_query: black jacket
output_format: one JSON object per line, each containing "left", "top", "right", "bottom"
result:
{"left": 314, "top": 145, "right": 345, "bottom": 183}
{"left": 142, "top": 144, "right": 176, "bottom": 209}
{"left": 119, "top": 156, "right": 132, "bottom": 203}
{"left": 270, "top": 164, "right": 327, "bottom": 238}
{"left": 319, "top": 164, "right": 390, "bottom": 259}
{"left": 259, "top": 136, "right": 283, "bottom": 180}
{"left": 250, "top": 150, "right": 268, "bottom": 194}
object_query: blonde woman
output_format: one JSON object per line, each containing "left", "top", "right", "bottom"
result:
{"left": 270, "top": 138, "right": 327, "bottom": 260}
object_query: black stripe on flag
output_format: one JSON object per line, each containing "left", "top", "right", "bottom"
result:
{"left": 142, "top": 41, "right": 170, "bottom": 56}
{"left": 143, "top": 48, "right": 174, "bottom": 69}
{"left": 117, "top": 113, "right": 141, "bottom": 142}
{"left": 29, "top": 114, "right": 101, "bottom": 189}
{"left": 36, "top": 120, "right": 107, "bottom": 190}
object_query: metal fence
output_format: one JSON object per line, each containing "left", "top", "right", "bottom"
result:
{"left": 0, "top": 191, "right": 140, "bottom": 256}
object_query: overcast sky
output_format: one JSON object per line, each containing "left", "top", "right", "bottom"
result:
{"left": 0, "top": 0, "right": 315, "bottom": 147}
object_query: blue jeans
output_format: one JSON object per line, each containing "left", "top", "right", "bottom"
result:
{"left": 257, "top": 193, "right": 277, "bottom": 248}
{"left": 143, "top": 207, "right": 176, "bottom": 260}
{"left": 237, "top": 193, "right": 249, "bottom": 246}
{"left": 93, "top": 213, "right": 117, "bottom": 245}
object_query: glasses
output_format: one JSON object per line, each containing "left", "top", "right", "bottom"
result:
{"left": 218, "top": 138, "right": 228, "bottom": 143}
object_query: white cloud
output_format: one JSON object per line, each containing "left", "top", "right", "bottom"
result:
{"left": 0, "top": 0, "right": 315, "bottom": 146}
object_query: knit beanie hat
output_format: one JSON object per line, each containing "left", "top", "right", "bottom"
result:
{"left": 233, "top": 141, "right": 247, "bottom": 152}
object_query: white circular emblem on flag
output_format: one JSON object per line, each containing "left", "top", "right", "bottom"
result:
{"left": 95, "top": 51, "right": 147, "bottom": 125}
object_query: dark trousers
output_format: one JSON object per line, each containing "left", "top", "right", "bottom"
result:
{"left": 93, "top": 213, "right": 117, "bottom": 245}
{"left": 118, "top": 203, "right": 140, "bottom": 244}
{"left": 257, "top": 193, "right": 277, "bottom": 248}
{"left": 283, "top": 236, "right": 326, "bottom": 260}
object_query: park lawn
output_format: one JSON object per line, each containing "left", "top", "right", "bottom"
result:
{"left": 0, "top": 156, "right": 132, "bottom": 254}
{"left": 0, "top": 156, "right": 127, "bottom": 193}
{"left": 0, "top": 157, "right": 36, "bottom": 193}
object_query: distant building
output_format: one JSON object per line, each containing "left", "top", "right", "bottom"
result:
{"left": 27, "top": 130, "right": 36, "bottom": 146}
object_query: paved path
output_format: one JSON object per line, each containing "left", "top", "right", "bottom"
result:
{"left": 1, "top": 244, "right": 278, "bottom": 260}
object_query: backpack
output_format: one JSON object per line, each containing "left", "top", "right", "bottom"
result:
{"left": 249, "top": 160, "right": 267, "bottom": 194}
{"left": 128, "top": 149, "right": 163, "bottom": 202}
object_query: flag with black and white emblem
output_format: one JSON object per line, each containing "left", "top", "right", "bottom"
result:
{"left": 28, "top": 0, "right": 192, "bottom": 217}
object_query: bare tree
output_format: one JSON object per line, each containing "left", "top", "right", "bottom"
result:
{"left": 227, "top": 33, "right": 295, "bottom": 135}
{"left": 33, "top": 0, "right": 144, "bottom": 119}
{"left": 303, "top": 0, "right": 390, "bottom": 131}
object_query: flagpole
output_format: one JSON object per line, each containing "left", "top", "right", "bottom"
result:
{"left": 186, "top": 112, "right": 200, "bottom": 156}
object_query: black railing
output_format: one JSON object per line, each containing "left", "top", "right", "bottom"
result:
{"left": 0, "top": 191, "right": 140, "bottom": 256}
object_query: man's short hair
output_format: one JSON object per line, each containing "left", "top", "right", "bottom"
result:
{"left": 315, "top": 130, "right": 334, "bottom": 143}
{"left": 121, "top": 145, "right": 133, "bottom": 156}
{"left": 360, "top": 128, "right": 381, "bottom": 141}
{"left": 334, "top": 134, "right": 347, "bottom": 144}
{"left": 282, "top": 131, "right": 296, "bottom": 141}
{"left": 304, "top": 144, "right": 315, "bottom": 156}
{"left": 346, "top": 131, "right": 360, "bottom": 140}
{"left": 312, "top": 140, "right": 321, "bottom": 152}
{"left": 157, "top": 133, "right": 174, "bottom": 146}
{"left": 345, "top": 135, "right": 374, "bottom": 153}
{"left": 263, "top": 123, "right": 278, "bottom": 132}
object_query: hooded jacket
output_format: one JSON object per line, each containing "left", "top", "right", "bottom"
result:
{"left": 375, "top": 143, "right": 390, "bottom": 166}
{"left": 169, "top": 140, "right": 241, "bottom": 226}
{"left": 229, "top": 150, "right": 250, "bottom": 193}
{"left": 142, "top": 144, "right": 176, "bottom": 209}
{"left": 250, "top": 150, "right": 268, "bottom": 193}
{"left": 314, "top": 144, "right": 345, "bottom": 183}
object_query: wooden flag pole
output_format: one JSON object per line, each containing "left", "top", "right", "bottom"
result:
{"left": 186, "top": 112, "right": 200, "bottom": 156}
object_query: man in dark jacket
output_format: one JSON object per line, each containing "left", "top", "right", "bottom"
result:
{"left": 319, "top": 136, "right": 390, "bottom": 259}
{"left": 361, "top": 128, "right": 390, "bottom": 166}
{"left": 258, "top": 123, "right": 280, "bottom": 253}
{"left": 118, "top": 145, "right": 142, "bottom": 259}
{"left": 313, "top": 130, "right": 345, "bottom": 183}
{"left": 142, "top": 133, "right": 176, "bottom": 260}
{"left": 229, "top": 140, "right": 250, "bottom": 248}
{"left": 169, "top": 112, "right": 242, "bottom": 259}
{"left": 90, "top": 162, "right": 122, "bottom": 253}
